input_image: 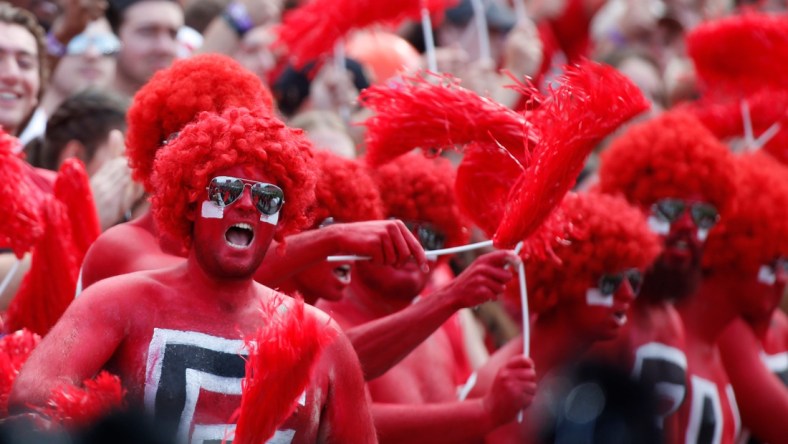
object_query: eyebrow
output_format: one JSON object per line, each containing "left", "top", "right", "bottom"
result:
{"left": 0, "top": 46, "right": 38, "bottom": 59}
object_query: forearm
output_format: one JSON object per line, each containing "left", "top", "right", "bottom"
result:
{"left": 347, "top": 293, "right": 458, "bottom": 380}
{"left": 372, "top": 400, "right": 493, "bottom": 444}
{"left": 255, "top": 230, "right": 338, "bottom": 287}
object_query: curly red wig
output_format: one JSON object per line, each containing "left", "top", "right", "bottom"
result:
{"left": 310, "top": 150, "right": 384, "bottom": 226}
{"left": 513, "top": 192, "right": 661, "bottom": 314}
{"left": 368, "top": 152, "right": 469, "bottom": 248}
{"left": 151, "top": 107, "right": 317, "bottom": 250}
{"left": 126, "top": 54, "right": 274, "bottom": 192}
{"left": 703, "top": 153, "right": 788, "bottom": 276}
{"left": 598, "top": 111, "right": 736, "bottom": 214}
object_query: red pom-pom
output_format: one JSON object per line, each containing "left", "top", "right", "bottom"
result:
{"left": 37, "top": 371, "right": 126, "bottom": 429}
{"left": 231, "top": 297, "right": 334, "bottom": 444}
{"left": 360, "top": 71, "right": 537, "bottom": 166}
{"left": 0, "top": 132, "right": 45, "bottom": 257}
{"left": 687, "top": 13, "right": 788, "bottom": 95}
{"left": 277, "top": 0, "right": 457, "bottom": 68}
{"left": 0, "top": 329, "right": 41, "bottom": 416}
{"left": 53, "top": 159, "right": 101, "bottom": 264}
{"left": 5, "top": 196, "right": 79, "bottom": 335}
{"left": 494, "top": 61, "right": 649, "bottom": 247}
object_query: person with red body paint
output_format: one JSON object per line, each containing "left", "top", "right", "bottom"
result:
{"left": 10, "top": 107, "right": 376, "bottom": 443}
{"left": 460, "top": 192, "right": 661, "bottom": 443}
{"left": 594, "top": 111, "right": 737, "bottom": 443}
{"left": 701, "top": 153, "right": 788, "bottom": 444}
{"left": 318, "top": 153, "right": 536, "bottom": 443}
{"left": 79, "top": 53, "right": 427, "bottom": 297}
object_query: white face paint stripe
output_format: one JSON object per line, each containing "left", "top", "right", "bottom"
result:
{"left": 260, "top": 210, "right": 279, "bottom": 226}
{"left": 585, "top": 288, "right": 614, "bottom": 307}
{"left": 757, "top": 265, "right": 777, "bottom": 286}
{"left": 648, "top": 215, "right": 670, "bottom": 235}
{"left": 201, "top": 200, "right": 224, "bottom": 219}
{"left": 697, "top": 227, "right": 709, "bottom": 242}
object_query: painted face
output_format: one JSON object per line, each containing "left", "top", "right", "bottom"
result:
{"left": 566, "top": 268, "right": 640, "bottom": 341}
{"left": 647, "top": 196, "right": 718, "bottom": 272}
{"left": 0, "top": 22, "right": 40, "bottom": 136}
{"left": 191, "top": 165, "right": 282, "bottom": 279}
{"left": 50, "top": 18, "right": 117, "bottom": 98}
{"left": 737, "top": 257, "right": 788, "bottom": 324}
{"left": 116, "top": 0, "right": 182, "bottom": 89}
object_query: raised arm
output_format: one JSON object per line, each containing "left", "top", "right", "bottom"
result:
{"left": 256, "top": 220, "right": 428, "bottom": 287}
{"left": 9, "top": 278, "right": 129, "bottom": 411}
{"left": 345, "top": 251, "right": 515, "bottom": 380}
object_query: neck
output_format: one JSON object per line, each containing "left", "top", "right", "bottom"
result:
{"left": 532, "top": 311, "right": 591, "bottom": 377}
{"left": 40, "top": 89, "right": 65, "bottom": 116}
{"left": 112, "top": 72, "right": 141, "bottom": 99}
{"left": 677, "top": 275, "right": 737, "bottom": 344}
{"left": 185, "top": 251, "right": 256, "bottom": 310}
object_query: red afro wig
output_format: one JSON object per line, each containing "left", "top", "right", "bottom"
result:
{"left": 0, "top": 131, "right": 44, "bottom": 257}
{"left": 514, "top": 192, "right": 661, "bottom": 314}
{"left": 369, "top": 152, "right": 469, "bottom": 248}
{"left": 703, "top": 153, "right": 788, "bottom": 276}
{"left": 598, "top": 111, "right": 736, "bottom": 214}
{"left": 151, "top": 107, "right": 317, "bottom": 250}
{"left": 310, "top": 150, "right": 384, "bottom": 226}
{"left": 126, "top": 54, "right": 274, "bottom": 192}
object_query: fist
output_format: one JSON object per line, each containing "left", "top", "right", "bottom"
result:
{"left": 483, "top": 355, "right": 537, "bottom": 426}
{"left": 442, "top": 250, "right": 517, "bottom": 309}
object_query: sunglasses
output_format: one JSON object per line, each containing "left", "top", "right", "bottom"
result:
{"left": 402, "top": 220, "right": 446, "bottom": 251}
{"left": 206, "top": 176, "right": 285, "bottom": 216}
{"left": 651, "top": 198, "right": 720, "bottom": 230}
{"left": 597, "top": 268, "right": 643, "bottom": 296}
{"left": 66, "top": 33, "right": 122, "bottom": 56}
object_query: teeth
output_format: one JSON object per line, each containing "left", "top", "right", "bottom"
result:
{"left": 0, "top": 92, "right": 16, "bottom": 100}
{"left": 613, "top": 312, "right": 627, "bottom": 326}
{"left": 333, "top": 265, "right": 351, "bottom": 284}
{"left": 233, "top": 223, "right": 253, "bottom": 231}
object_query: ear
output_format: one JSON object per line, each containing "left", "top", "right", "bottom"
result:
{"left": 57, "top": 140, "right": 87, "bottom": 167}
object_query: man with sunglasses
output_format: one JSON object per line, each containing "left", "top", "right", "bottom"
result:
{"left": 466, "top": 192, "right": 662, "bottom": 442}
{"left": 318, "top": 153, "right": 538, "bottom": 442}
{"left": 11, "top": 107, "right": 377, "bottom": 443}
{"left": 595, "top": 111, "right": 737, "bottom": 443}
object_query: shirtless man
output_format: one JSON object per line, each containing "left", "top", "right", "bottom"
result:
{"left": 319, "top": 153, "right": 537, "bottom": 443}
{"left": 595, "top": 111, "right": 737, "bottom": 443}
{"left": 11, "top": 107, "right": 376, "bottom": 443}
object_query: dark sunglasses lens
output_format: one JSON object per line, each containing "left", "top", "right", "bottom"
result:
{"left": 626, "top": 270, "right": 643, "bottom": 295}
{"left": 598, "top": 274, "right": 624, "bottom": 296}
{"left": 656, "top": 199, "right": 685, "bottom": 222}
{"left": 208, "top": 177, "right": 244, "bottom": 206}
{"left": 418, "top": 226, "right": 446, "bottom": 251}
{"left": 252, "top": 184, "right": 284, "bottom": 215}
{"left": 690, "top": 203, "right": 719, "bottom": 229}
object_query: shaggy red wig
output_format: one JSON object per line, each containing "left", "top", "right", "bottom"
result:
{"left": 703, "top": 153, "right": 788, "bottom": 276}
{"left": 151, "top": 107, "right": 317, "bottom": 250}
{"left": 126, "top": 54, "right": 274, "bottom": 192}
{"left": 369, "top": 152, "right": 469, "bottom": 248}
{"left": 512, "top": 192, "right": 661, "bottom": 314}
{"left": 0, "top": 132, "right": 43, "bottom": 257}
{"left": 310, "top": 151, "right": 384, "bottom": 226}
{"left": 598, "top": 111, "right": 736, "bottom": 214}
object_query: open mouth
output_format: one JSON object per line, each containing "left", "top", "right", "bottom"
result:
{"left": 333, "top": 264, "right": 351, "bottom": 284}
{"left": 612, "top": 310, "right": 627, "bottom": 326}
{"left": 225, "top": 223, "right": 254, "bottom": 249}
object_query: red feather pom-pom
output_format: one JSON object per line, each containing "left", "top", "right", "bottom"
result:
{"left": 278, "top": 0, "right": 457, "bottom": 68}
{"left": 687, "top": 13, "right": 788, "bottom": 95}
{"left": 494, "top": 61, "right": 649, "bottom": 247}
{"left": 0, "top": 329, "right": 41, "bottom": 416}
{"left": 361, "top": 72, "right": 537, "bottom": 166}
{"left": 53, "top": 159, "right": 101, "bottom": 264}
{"left": 0, "top": 132, "right": 45, "bottom": 258}
{"left": 37, "top": 371, "right": 126, "bottom": 429}
{"left": 5, "top": 196, "right": 79, "bottom": 335}
{"left": 231, "top": 297, "right": 335, "bottom": 444}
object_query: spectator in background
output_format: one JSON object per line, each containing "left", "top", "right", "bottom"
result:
{"left": 289, "top": 110, "right": 356, "bottom": 159}
{"left": 106, "top": 0, "right": 183, "bottom": 97}
{"left": 0, "top": 2, "right": 45, "bottom": 140}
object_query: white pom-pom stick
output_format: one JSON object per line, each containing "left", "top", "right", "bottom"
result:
{"left": 326, "top": 239, "right": 494, "bottom": 262}
{"left": 512, "top": 241, "right": 529, "bottom": 424}
{"left": 421, "top": 6, "right": 438, "bottom": 72}
{"left": 469, "top": 0, "right": 491, "bottom": 63}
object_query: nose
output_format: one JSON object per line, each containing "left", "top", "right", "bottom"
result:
{"left": 234, "top": 185, "right": 257, "bottom": 213}
{"left": 154, "top": 32, "right": 179, "bottom": 55}
{"left": 616, "top": 280, "right": 637, "bottom": 303}
{"left": 0, "top": 55, "right": 21, "bottom": 83}
{"left": 669, "top": 207, "right": 695, "bottom": 235}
